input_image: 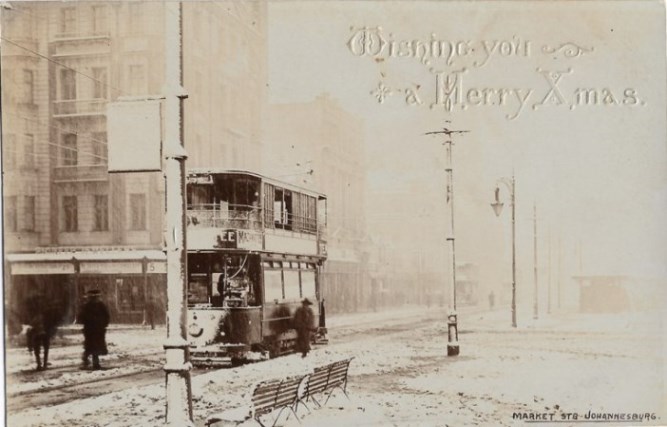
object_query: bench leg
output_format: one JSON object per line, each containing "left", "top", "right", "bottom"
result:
{"left": 288, "top": 406, "right": 302, "bottom": 424}
{"left": 270, "top": 406, "right": 289, "bottom": 427}
{"left": 323, "top": 386, "right": 351, "bottom": 406}
{"left": 295, "top": 399, "right": 312, "bottom": 415}
{"left": 308, "top": 395, "right": 322, "bottom": 408}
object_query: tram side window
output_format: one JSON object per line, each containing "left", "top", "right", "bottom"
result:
{"left": 301, "top": 270, "right": 316, "bottom": 300}
{"left": 264, "top": 270, "right": 283, "bottom": 302}
{"left": 274, "top": 188, "right": 292, "bottom": 230}
{"left": 187, "top": 184, "right": 212, "bottom": 209}
{"left": 284, "top": 270, "right": 300, "bottom": 300}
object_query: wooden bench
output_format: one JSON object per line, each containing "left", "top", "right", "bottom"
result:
{"left": 302, "top": 357, "right": 354, "bottom": 408}
{"left": 206, "top": 374, "right": 308, "bottom": 427}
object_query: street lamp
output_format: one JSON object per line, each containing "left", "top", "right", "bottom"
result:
{"left": 425, "top": 124, "right": 469, "bottom": 356}
{"left": 490, "top": 175, "right": 517, "bottom": 328}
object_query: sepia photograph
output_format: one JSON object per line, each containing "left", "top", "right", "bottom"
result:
{"left": 1, "top": 1, "right": 665, "bottom": 426}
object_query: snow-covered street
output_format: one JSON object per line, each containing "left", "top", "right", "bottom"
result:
{"left": 7, "top": 307, "right": 665, "bottom": 427}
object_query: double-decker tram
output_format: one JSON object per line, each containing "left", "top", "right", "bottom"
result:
{"left": 185, "top": 169, "right": 328, "bottom": 366}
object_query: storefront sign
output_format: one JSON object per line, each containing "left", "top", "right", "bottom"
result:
{"left": 11, "top": 262, "right": 75, "bottom": 275}
{"left": 147, "top": 261, "right": 167, "bottom": 274}
{"left": 80, "top": 261, "right": 143, "bottom": 274}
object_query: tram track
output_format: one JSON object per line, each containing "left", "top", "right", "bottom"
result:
{"left": 7, "top": 307, "right": 478, "bottom": 413}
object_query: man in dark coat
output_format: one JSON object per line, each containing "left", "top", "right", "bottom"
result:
{"left": 293, "top": 298, "right": 315, "bottom": 358}
{"left": 79, "top": 289, "right": 110, "bottom": 370}
{"left": 25, "top": 294, "right": 59, "bottom": 371}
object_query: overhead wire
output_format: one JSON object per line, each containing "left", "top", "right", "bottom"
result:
{"left": 1, "top": 36, "right": 125, "bottom": 96}
{"left": 4, "top": 112, "right": 109, "bottom": 146}
{"left": 3, "top": 120, "right": 109, "bottom": 162}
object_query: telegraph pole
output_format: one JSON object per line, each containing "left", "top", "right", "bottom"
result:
{"left": 533, "top": 203, "right": 538, "bottom": 320}
{"left": 425, "top": 124, "right": 469, "bottom": 356}
{"left": 163, "top": 2, "right": 193, "bottom": 425}
{"left": 547, "top": 229, "right": 552, "bottom": 314}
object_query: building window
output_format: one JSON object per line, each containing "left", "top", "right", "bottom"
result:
{"left": 92, "top": 67, "right": 107, "bottom": 99}
{"left": 115, "top": 278, "right": 144, "bottom": 312}
{"left": 129, "top": 193, "right": 146, "bottom": 230}
{"left": 60, "top": 69, "right": 76, "bottom": 100}
{"left": 24, "top": 196, "right": 35, "bottom": 231}
{"left": 92, "top": 5, "right": 108, "bottom": 34}
{"left": 4, "top": 134, "right": 16, "bottom": 170}
{"left": 5, "top": 196, "right": 17, "bottom": 232}
{"left": 128, "top": 3, "right": 143, "bottom": 33}
{"left": 92, "top": 132, "right": 107, "bottom": 164}
{"left": 62, "top": 196, "right": 78, "bottom": 231}
{"left": 23, "top": 69, "right": 34, "bottom": 103}
{"left": 62, "top": 133, "right": 77, "bottom": 166}
{"left": 60, "top": 7, "right": 77, "bottom": 35}
{"left": 23, "top": 134, "right": 35, "bottom": 167}
{"left": 94, "top": 194, "right": 109, "bottom": 231}
{"left": 127, "top": 64, "right": 146, "bottom": 96}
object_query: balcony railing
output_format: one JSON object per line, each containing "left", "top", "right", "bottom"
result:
{"left": 53, "top": 164, "right": 108, "bottom": 183}
{"left": 53, "top": 99, "right": 106, "bottom": 118}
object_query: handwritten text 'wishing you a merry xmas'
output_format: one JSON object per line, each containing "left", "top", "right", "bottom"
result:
{"left": 347, "top": 27, "right": 645, "bottom": 120}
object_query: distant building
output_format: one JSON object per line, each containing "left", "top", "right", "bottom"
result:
{"left": 366, "top": 174, "right": 448, "bottom": 308}
{"left": 455, "top": 262, "right": 480, "bottom": 306}
{"left": 574, "top": 275, "right": 663, "bottom": 313}
{"left": 1, "top": 2, "right": 267, "bottom": 324}
{"left": 265, "top": 94, "right": 368, "bottom": 312}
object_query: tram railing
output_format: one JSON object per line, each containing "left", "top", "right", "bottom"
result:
{"left": 187, "top": 204, "right": 322, "bottom": 235}
{"left": 187, "top": 203, "right": 263, "bottom": 230}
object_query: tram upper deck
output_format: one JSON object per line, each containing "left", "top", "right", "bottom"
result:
{"left": 186, "top": 169, "right": 327, "bottom": 258}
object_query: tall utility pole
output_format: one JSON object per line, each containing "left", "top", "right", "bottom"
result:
{"left": 425, "top": 124, "right": 469, "bottom": 357}
{"left": 163, "top": 3, "right": 193, "bottom": 425}
{"left": 533, "top": 203, "right": 538, "bottom": 320}
{"left": 547, "top": 229, "right": 552, "bottom": 314}
{"left": 557, "top": 235, "right": 562, "bottom": 310}
{"left": 491, "top": 175, "right": 517, "bottom": 328}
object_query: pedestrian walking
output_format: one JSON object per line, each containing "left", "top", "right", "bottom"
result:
{"left": 24, "top": 293, "right": 58, "bottom": 371}
{"left": 78, "top": 289, "right": 110, "bottom": 370}
{"left": 293, "top": 298, "right": 315, "bottom": 358}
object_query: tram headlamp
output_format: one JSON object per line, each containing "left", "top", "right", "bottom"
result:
{"left": 188, "top": 323, "right": 203, "bottom": 337}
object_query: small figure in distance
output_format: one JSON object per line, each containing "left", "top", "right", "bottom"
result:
{"left": 293, "top": 298, "right": 315, "bottom": 358}
{"left": 78, "top": 289, "right": 110, "bottom": 370}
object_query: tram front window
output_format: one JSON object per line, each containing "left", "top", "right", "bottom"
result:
{"left": 188, "top": 276, "right": 209, "bottom": 305}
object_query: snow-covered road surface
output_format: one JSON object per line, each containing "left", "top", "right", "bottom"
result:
{"left": 6, "top": 307, "right": 665, "bottom": 427}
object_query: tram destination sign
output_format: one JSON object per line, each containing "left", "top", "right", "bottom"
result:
{"left": 212, "top": 229, "right": 263, "bottom": 251}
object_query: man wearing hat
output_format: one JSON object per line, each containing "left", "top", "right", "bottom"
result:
{"left": 78, "top": 289, "right": 110, "bottom": 370}
{"left": 293, "top": 298, "right": 315, "bottom": 358}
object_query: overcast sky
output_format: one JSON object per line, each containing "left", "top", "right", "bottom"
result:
{"left": 267, "top": 1, "right": 666, "bottom": 279}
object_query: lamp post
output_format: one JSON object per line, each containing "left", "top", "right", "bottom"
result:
{"left": 425, "top": 124, "right": 469, "bottom": 356}
{"left": 163, "top": 2, "right": 193, "bottom": 425}
{"left": 490, "top": 175, "right": 517, "bottom": 328}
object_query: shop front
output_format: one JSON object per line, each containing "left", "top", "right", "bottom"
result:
{"left": 5, "top": 250, "right": 167, "bottom": 328}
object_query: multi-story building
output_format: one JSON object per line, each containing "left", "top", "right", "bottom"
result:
{"left": 265, "top": 94, "right": 368, "bottom": 313}
{"left": 1, "top": 2, "right": 267, "bottom": 327}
